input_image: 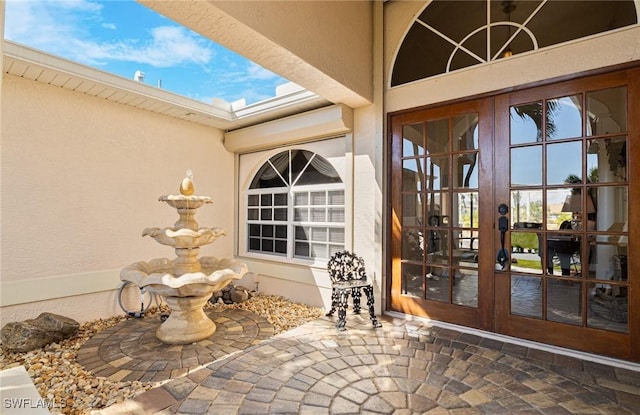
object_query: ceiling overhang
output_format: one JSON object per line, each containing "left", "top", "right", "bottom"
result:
{"left": 138, "top": 0, "right": 373, "bottom": 108}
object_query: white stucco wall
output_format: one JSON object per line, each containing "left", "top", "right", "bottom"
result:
{"left": 0, "top": 74, "right": 232, "bottom": 323}
{"left": 230, "top": 104, "right": 383, "bottom": 314}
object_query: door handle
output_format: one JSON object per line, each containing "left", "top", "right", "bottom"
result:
{"left": 497, "top": 204, "right": 509, "bottom": 270}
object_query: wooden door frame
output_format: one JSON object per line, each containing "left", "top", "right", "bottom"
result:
{"left": 493, "top": 67, "right": 639, "bottom": 361}
{"left": 387, "top": 98, "right": 494, "bottom": 331}
{"left": 385, "top": 62, "right": 640, "bottom": 362}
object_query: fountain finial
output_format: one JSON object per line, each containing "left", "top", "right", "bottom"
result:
{"left": 180, "top": 169, "right": 194, "bottom": 195}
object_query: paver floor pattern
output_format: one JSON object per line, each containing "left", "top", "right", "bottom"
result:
{"left": 78, "top": 309, "right": 274, "bottom": 383}
{"left": 90, "top": 312, "right": 640, "bottom": 415}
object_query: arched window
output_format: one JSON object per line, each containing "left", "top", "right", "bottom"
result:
{"left": 391, "top": 0, "right": 638, "bottom": 86}
{"left": 246, "top": 150, "right": 345, "bottom": 260}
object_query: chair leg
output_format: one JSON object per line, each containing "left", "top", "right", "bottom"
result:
{"left": 363, "top": 285, "right": 382, "bottom": 328}
{"left": 351, "top": 287, "right": 362, "bottom": 314}
{"left": 336, "top": 289, "right": 349, "bottom": 331}
{"left": 325, "top": 288, "right": 338, "bottom": 316}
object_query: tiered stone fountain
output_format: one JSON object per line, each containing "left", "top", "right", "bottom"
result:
{"left": 120, "top": 171, "right": 248, "bottom": 344}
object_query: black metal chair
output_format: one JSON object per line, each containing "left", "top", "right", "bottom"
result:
{"left": 325, "top": 250, "right": 382, "bottom": 330}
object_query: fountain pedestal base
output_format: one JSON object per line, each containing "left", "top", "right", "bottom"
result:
{"left": 156, "top": 295, "right": 215, "bottom": 344}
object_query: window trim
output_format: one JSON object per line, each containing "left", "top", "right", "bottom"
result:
{"left": 240, "top": 146, "right": 348, "bottom": 267}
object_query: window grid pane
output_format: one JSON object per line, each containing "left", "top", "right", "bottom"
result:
{"left": 247, "top": 151, "right": 345, "bottom": 261}
{"left": 292, "top": 190, "right": 346, "bottom": 259}
{"left": 248, "top": 224, "right": 287, "bottom": 255}
{"left": 294, "top": 225, "right": 344, "bottom": 260}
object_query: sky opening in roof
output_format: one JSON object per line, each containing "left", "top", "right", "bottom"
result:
{"left": 4, "top": 0, "right": 291, "bottom": 105}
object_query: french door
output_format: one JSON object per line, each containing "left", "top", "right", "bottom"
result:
{"left": 389, "top": 66, "right": 639, "bottom": 361}
{"left": 494, "top": 69, "right": 638, "bottom": 360}
{"left": 389, "top": 98, "right": 495, "bottom": 330}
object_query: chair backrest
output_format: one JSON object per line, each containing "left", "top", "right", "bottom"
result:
{"left": 327, "top": 251, "right": 367, "bottom": 283}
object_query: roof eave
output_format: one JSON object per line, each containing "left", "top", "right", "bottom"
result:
{"left": 3, "top": 40, "right": 330, "bottom": 131}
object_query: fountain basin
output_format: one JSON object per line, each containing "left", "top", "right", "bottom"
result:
{"left": 142, "top": 227, "right": 226, "bottom": 249}
{"left": 159, "top": 194, "right": 212, "bottom": 209}
{"left": 121, "top": 257, "right": 246, "bottom": 296}
{"left": 120, "top": 257, "right": 248, "bottom": 344}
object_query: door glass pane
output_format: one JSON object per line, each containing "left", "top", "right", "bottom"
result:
{"left": 403, "top": 193, "right": 423, "bottom": 226}
{"left": 426, "top": 156, "right": 449, "bottom": 189}
{"left": 403, "top": 123, "right": 424, "bottom": 156}
{"left": 546, "top": 141, "right": 582, "bottom": 185}
{"left": 426, "top": 119, "right": 449, "bottom": 154}
{"left": 547, "top": 279, "right": 582, "bottom": 325}
{"left": 546, "top": 188, "right": 573, "bottom": 230}
{"left": 402, "top": 228, "right": 424, "bottom": 262}
{"left": 426, "top": 266, "right": 449, "bottom": 302}
{"left": 402, "top": 158, "right": 423, "bottom": 191}
{"left": 586, "top": 136, "right": 627, "bottom": 182}
{"left": 511, "top": 146, "right": 542, "bottom": 185}
{"left": 588, "top": 235, "right": 628, "bottom": 280}
{"left": 546, "top": 95, "right": 582, "bottom": 140}
{"left": 511, "top": 102, "right": 542, "bottom": 144}
{"left": 453, "top": 269, "right": 478, "bottom": 307}
{"left": 511, "top": 231, "right": 542, "bottom": 275}
{"left": 546, "top": 234, "right": 581, "bottom": 276}
{"left": 402, "top": 263, "right": 423, "bottom": 297}
{"left": 454, "top": 192, "right": 479, "bottom": 228}
{"left": 427, "top": 230, "right": 448, "bottom": 263}
{"left": 453, "top": 153, "right": 478, "bottom": 188}
{"left": 587, "top": 87, "right": 627, "bottom": 136}
{"left": 510, "top": 190, "right": 543, "bottom": 227}
{"left": 588, "top": 282, "right": 628, "bottom": 333}
{"left": 511, "top": 275, "right": 542, "bottom": 318}
{"left": 426, "top": 192, "right": 449, "bottom": 226}
{"left": 592, "top": 186, "right": 627, "bottom": 232}
{"left": 452, "top": 231, "right": 478, "bottom": 267}
{"left": 453, "top": 113, "right": 479, "bottom": 151}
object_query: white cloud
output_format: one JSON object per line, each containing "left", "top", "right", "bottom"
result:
{"left": 72, "top": 26, "right": 213, "bottom": 67}
{"left": 246, "top": 62, "right": 280, "bottom": 81}
{"left": 4, "top": 0, "right": 97, "bottom": 49}
{"left": 4, "top": 0, "right": 288, "bottom": 104}
{"left": 5, "top": 1, "right": 213, "bottom": 68}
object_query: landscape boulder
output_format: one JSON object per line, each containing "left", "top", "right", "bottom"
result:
{"left": 211, "top": 283, "right": 251, "bottom": 304}
{"left": 230, "top": 285, "right": 250, "bottom": 303}
{"left": 1, "top": 312, "right": 80, "bottom": 352}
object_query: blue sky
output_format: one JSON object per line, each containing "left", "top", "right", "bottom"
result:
{"left": 4, "top": 0, "right": 291, "bottom": 105}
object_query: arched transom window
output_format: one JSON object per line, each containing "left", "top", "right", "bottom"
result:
{"left": 247, "top": 150, "right": 345, "bottom": 261}
{"left": 391, "top": 0, "right": 638, "bottom": 87}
